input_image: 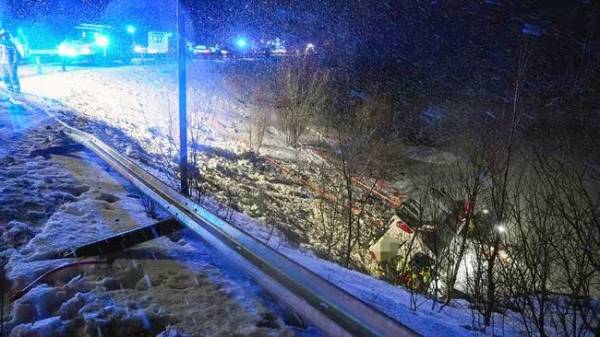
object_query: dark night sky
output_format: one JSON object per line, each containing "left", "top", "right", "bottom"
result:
{"left": 3, "top": 0, "right": 330, "bottom": 41}
{"left": 1, "top": 0, "right": 597, "bottom": 57}
{"left": 0, "top": 0, "right": 356, "bottom": 51}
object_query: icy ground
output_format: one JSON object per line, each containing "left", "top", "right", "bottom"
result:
{"left": 0, "top": 92, "right": 310, "bottom": 337}
{"left": 17, "top": 62, "right": 529, "bottom": 336}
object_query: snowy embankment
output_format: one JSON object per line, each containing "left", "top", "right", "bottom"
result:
{"left": 20, "top": 63, "right": 526, "bottom": 336}
{"left": 0, "top": 92, "right": 303, "bottom": 337}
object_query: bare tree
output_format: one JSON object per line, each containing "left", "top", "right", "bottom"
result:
{"left": 306, "top": 96, "right": 397, "bottom": 269}
{"left": 532, "top": 153, "right": 600, "bottom": 336}
{"left": 311, "top": 160, "right": 347, "bottom": 260}
{"left": 475, "top": 40, "right": 531, "bottom": 327}
{"left": 246, "top": 84, "right": 271, "bottom": 153}
{"left": 276, "top": 58, "right": 329, "bottom": 148}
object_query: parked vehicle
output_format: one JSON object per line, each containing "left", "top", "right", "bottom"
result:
{"left": 58, "top": 24, "right": 135, "bottom": 66}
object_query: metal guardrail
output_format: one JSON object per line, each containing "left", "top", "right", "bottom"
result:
{"left": 53, "top": 119, "right": 420, "bottom": 337}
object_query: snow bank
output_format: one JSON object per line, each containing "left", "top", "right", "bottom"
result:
{"left": 1, "top": 98, "right": 298, "bottom": 337}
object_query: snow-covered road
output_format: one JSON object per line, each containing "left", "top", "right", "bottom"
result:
{"left": 0, "top": 92, "right": 306, "bottom": 337}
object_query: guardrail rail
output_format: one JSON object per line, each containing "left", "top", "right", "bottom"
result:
{"left": 48, "top": 113, "right": 421, "bottom": 337}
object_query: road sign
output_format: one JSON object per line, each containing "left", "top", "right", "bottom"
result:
{"left": 148, "top": 31, "right": 169, "bottom": 54}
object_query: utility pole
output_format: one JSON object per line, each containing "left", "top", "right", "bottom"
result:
{"left": 177, "top": 1, "right": 189, "bottom": 196}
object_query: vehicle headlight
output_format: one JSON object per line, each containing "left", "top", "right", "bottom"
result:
{"left": 58, "top": 44, "right": 78, "bottom": 57}
{"left": 94, "top": 34, "right": 110, "bottom": 48}
{"left": 80, "top": 46, "right": 92, "bottom": 55}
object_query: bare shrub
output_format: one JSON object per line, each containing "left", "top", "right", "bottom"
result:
{"left": 142, "top": 89, "right": 219, "bottom": 201}
{"left": 498, "top": 174, "right": 558, "bottom": 337}
{"left": 185, "top": 89, "right": 221, "bottom": 200}
{"left": 276, "top": 58, "right": 329, "bottom": 148}
{"left": 528, "top": 154, "right": 599, "bottom": 337}
{"left": 247, "top": 85, "right": 271, "bottom": 153}
{"left": 310, "top": 160, "right": 351, "bottom": 261}
{"left": 138, "top": 95, "right": 180, "bottom": 191}
{"left": 307, "top": 96, "right": 398, "bottom": 269}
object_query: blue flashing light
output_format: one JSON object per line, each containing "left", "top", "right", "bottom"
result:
{"left": 126, "top": 25, "right": 136, "bottom": 34}
{"left": 235, "top": 37, "right": 248, "bottom": 49}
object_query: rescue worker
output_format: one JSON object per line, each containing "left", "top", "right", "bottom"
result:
{"left": 0, "top": 29, "right": 20, "bottom": 93}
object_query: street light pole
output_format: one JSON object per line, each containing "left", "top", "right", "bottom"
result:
{"left": 177, "top": 1, "right": 189, "bottom": 196}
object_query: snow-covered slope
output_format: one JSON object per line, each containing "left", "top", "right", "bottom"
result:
{"left": 17, "top": 64, "right": 530, "bottom": 336}
{"left": 0, "top": 93, "right": 306, "bottom": 337}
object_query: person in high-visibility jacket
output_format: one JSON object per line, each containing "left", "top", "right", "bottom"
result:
{"left": 0, "top": 29, "right": 20, "bottom": 93}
